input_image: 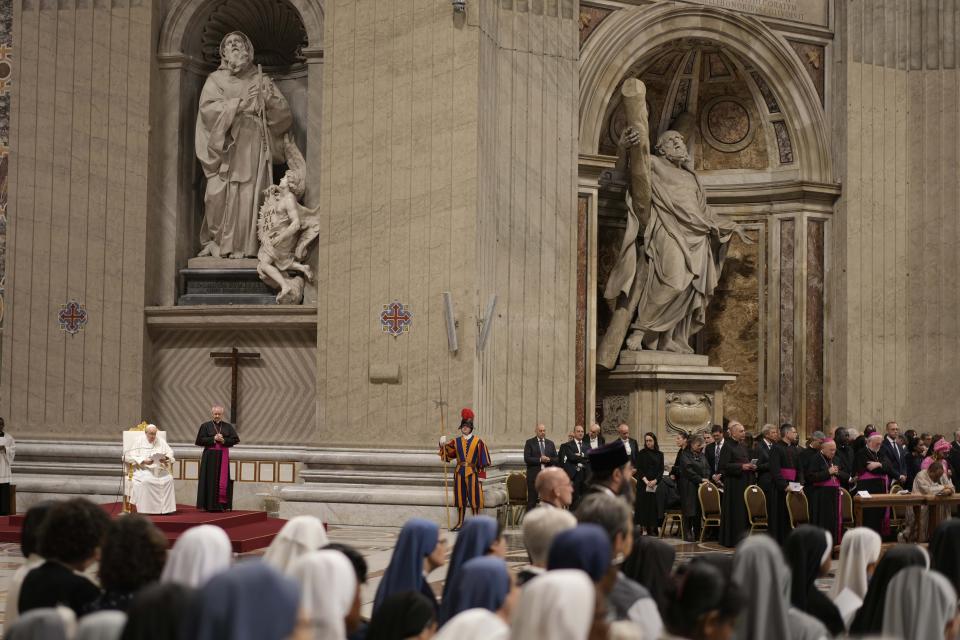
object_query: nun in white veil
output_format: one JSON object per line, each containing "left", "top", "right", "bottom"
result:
{"left": 160, "top": 524, "right": 233, "bottom": 588}
{"left": 289, "top": 550, "right": 358, "bottom": 640}
{"left": 263, "top": 515, "right": 330, "bottom": 574}
{"left": 435, "top": 608, "right": 509, "bottom": 640}
{"left": 882, "top": 567, "right": 959, "bottom": 640}
{"left": 829, "top": 527, "right": 881, "bottom": 628}
{"left": 731, "top": 535, "right": 829, "bottom": 640}
{"left": 510, "top": 570, "right": 596, "bottom": 640}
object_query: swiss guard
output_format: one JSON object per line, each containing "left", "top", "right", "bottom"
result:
{"left": 439, "top": 408, "right": 491, "bottom": 531}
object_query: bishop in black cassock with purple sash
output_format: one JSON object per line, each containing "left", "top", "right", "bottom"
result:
{"left": 769, "top": 424, "right": 802, "bottom": 542}
{"left": 719, "top": 422, "right": 755, "bottom": 548}
{"left": 854, "top": 433, "right": 895, "bottom": 535}
{"left": 805, "top": 439, "right": 847, "bottom": 543}
{"left": 196, "top": 406, "right": 240, "bottom": 512}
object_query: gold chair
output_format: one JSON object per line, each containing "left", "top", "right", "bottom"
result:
{"left": 660, "top": 509, "right": 684, "bottom": 538}
{"left": 743, "top": 485, "right": 769, "bottom": 534}
{"left": 840, "top": 487, "right": 855, "bottom": 533}
{"left": 505, "top": 472, "right": 527, "bottom": 526}
{"left": 698, "top": 482, "right": 722, "bottom": 542}
{"left": 888, "top": 483, "right": 905, "bottom": 531}
{"left": 786, "top": 490, "right": 810, "bottom": 529}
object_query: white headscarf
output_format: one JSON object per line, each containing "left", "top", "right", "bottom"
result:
{"left": 882, "top": 567, "right": 958, "bottom": 640}
{"left": 830, "top": 527, "right": 882, "bottom": 599}
{"left": 289, "top": 550, "right": 357, "bottom": 640}
{"left": 263, "top": 516, "right": 330, "bottom": 575}
{"left": 6, "top": 606, "right": 77, "bottom": 640}
{"left": 75, "top": 611, "right": 127, "bottom": 640}
{"left": 161, "top": 524, "right": 233, "bottom": 588}
{"left": 435, "top": 608, "right": 509, "bottom": 640}
{"left": 732, "top": 535, "right": 792, "bottom": 640}
{"left": 510, "top": 570, "right": 594, "bottom": 640}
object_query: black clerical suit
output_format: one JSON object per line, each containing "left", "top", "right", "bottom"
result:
{"left": 559, "top": 438, "right": 590, "bottom": 508}
{"left": 587, "top": 434, "right": 606, "bottom": 450}
{"left": 524, "top": 436, "right": 558, "bottom": 510}
{"left": 769, "top": 441, "right": 802, "bottom": 542}
{"left": 618, "top": 437, "right": 641, "bottom": 470}
{"left": 195, "top": 420, "right": 240, "bottom": 511}
{"left": 718, "top": 440, "right": 753, "bottom": 547}
{"left": 755, "top": 438, "right": 778, "bottom": 542}
{"left": 805, "top": 453, "right": 849, "bottom": 540}
{"left": 854, "top": 447, "right": 896, "bottom": 534}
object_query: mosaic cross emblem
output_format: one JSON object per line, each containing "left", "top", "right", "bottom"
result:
{"left": 380, "top": 300, "right": 412, "bottom": 336}
{"left": 58, "top": 300, "right": 88, "bottom": 335}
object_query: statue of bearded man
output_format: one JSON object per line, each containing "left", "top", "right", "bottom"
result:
{"left": 195, "top": 32, "right": 293, "bottom": 258}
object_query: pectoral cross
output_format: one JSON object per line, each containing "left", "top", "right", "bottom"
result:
{"left": 209, "top": 347, "right": 261, "bottom": 426}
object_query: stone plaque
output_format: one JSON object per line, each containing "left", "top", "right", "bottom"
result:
{"left": 685, "top": 0, "right": 828, "bottom": 27}
{"left": 179, "top": 268, "right": 277, "bottom": 306}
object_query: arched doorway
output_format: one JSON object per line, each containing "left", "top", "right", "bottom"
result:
{"left": 148, "top": 0, "right": 324, "bottom": 307}
{"left": 577, "top": 5, "right": 839, "bottom": 438}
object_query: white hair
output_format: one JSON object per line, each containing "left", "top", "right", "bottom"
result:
{"left": 522, "top": 507, "right": 576, "bottom": 567}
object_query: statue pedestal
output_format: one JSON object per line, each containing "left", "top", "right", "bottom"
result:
{"left": 598, "top": 351, "right": 737, "bottom": 442}
{"left": 178, "top": 258, "right": 276, "bottom": 305}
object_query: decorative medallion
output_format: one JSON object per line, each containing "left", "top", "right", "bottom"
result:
{"left": 700, "top": 96, "right": 756, "bottom": 153}
{"left": 380, "top": 300, "right": 412, "bottom": 337}
{"left": 58, "top": 300, "right": 88, "bottom": 335}
{"left": 665, "top": 392, "right": 714, "bottom": 434}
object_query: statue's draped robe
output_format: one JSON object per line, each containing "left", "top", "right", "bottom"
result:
{"left": 196, "top": 421, "right": 240, "bottom": 511}
{"left": 196, "top": 67, "right": 292, "bottom": 258}
{"left": 605, "top": 156, "right": 737, "bottom": 352}
{"left": 125, "top": 434, "right": 176, "bottom": 515}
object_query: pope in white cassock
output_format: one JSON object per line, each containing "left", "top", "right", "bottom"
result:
{"left": 126, "top": 424, "right": 177, "bottom": 515}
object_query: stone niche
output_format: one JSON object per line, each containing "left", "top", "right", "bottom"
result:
{"left": 148, "top": 0, "right": 324, "bottom": 309}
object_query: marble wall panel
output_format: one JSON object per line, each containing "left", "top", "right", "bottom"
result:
{"left": 779, "top": 219, "right": 796, "bottom": 427}
{"left": 576, "top": 194, "right": 589, "bottom": 427}
{"left": 806, "top": 220, "right": 824, "bottom": 433}
{"left": 1, "top": 0, "right": 153, "bottom": 440}
{"left": 702, "top": 228, "right": 763, "bottom": 429}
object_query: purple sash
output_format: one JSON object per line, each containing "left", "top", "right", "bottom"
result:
{"left": 780, "top": 468, "right": 797, "bottom": 482}
{"left": 814, "top": 476, "right": 842, "bottom": 542}
{"left": 211, "top": 443, "right": 229, "bottom": 504}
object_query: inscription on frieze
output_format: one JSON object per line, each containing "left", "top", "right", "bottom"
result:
{"left": 685, "top": 0, "right": 827, "bottom": 27}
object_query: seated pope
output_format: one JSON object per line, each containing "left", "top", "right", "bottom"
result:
{"left": 126, "top": 424, "right": 177, "bottom": 515}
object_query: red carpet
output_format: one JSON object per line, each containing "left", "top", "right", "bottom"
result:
{"left": 0, "top": 503, "right": 286, "bottom": 553}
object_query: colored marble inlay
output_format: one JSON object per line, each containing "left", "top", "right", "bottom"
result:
{"left": 806, "top": 220, "right": 825, "bottom": 434}
{"left": 0, "top": 0, "right": 11, "bottom": 319}
{"left": 779, "top": 220, "right": 796, "bottom": 428}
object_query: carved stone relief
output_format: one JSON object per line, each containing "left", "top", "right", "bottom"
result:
{"left": 665, "top": 391, "right": 714, "bottom": 434}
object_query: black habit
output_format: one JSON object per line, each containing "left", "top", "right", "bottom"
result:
{"left": 853, "top": 447, "right": 894, "bottom": 534}
{"left": 769, "top": 442, "right": 802, "bottom": 542}
{"left": 718, "top": 440, "right": 753, "bottom": 547}
{"left": 195, "top": 420, "right": 240, "bottom": 511}
{"left": 635, "top": 448, "right": 664, "bottom": 531}
{"left": 755, "top": 438, "right": 777, "bottom": 542}
{"left": 804, "top": 453, "right": 847, "bottom": 540}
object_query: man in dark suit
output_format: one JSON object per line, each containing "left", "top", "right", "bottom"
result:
{"left": 949, "top": 429, "right": 960, "bottom": 491}
{"left": 705, "top": 424, "right": 725, "bottom": 484}
{"left": 755, "top": 423, "right": 779, "bottom": 536}
{"left": 524, "top": 423, "right": 558, "bottom": 510}
{"left": 587, "top": 423, "right": 605, "bottom": 450}
{"left": 880, "top": 420, "right": 908, "bottom": 486}
{"left": 616, "top": 423, "right": 640, "bottom": 471}
{"left": 559, "top": 424, "right": 590, "bottom": 508}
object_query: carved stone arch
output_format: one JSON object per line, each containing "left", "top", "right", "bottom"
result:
{"left": 158, "top": 0, "right": 324, "bottom": 63}
{"left": 579, "top": 4, "right": 830, "bottom": 183}
{"left": 147, "top": 0, "right": 325, "bottom": 308}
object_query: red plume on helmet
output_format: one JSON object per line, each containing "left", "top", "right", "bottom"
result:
{"left": 460, "top": 407, "right": 475, "bottom": 429}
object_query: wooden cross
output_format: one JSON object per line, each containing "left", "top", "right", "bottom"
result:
{"left": 209, "top": 347, "right": 261, "bottom": 426}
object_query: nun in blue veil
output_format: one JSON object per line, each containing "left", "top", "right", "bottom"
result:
{"left": 373, "top": 518, "right": 446, "bottom": 614}
{"left": 439, "top": 556, "right": 515, "bottom": 625}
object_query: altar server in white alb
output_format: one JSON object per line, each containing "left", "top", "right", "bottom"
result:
{"left": 0, "top": 418, "right": 14, "bottom": 515}
{"left": 126, "top": 424, "right": 176, "bottom": 515}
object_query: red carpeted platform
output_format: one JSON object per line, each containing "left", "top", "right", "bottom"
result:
{"left": 0, "top": 503, "right": 286, "bottom": 553}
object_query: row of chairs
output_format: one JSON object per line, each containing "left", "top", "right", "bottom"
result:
{"left": 697, "top": 481, "right": 906, "bottom": 542}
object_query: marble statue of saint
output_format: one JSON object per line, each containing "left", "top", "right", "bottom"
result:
{"left": 195, "top": 31, "right": 293, "bottom": 258}
{"left": 598, "top": 79, "right": 750, "bottom": 367}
